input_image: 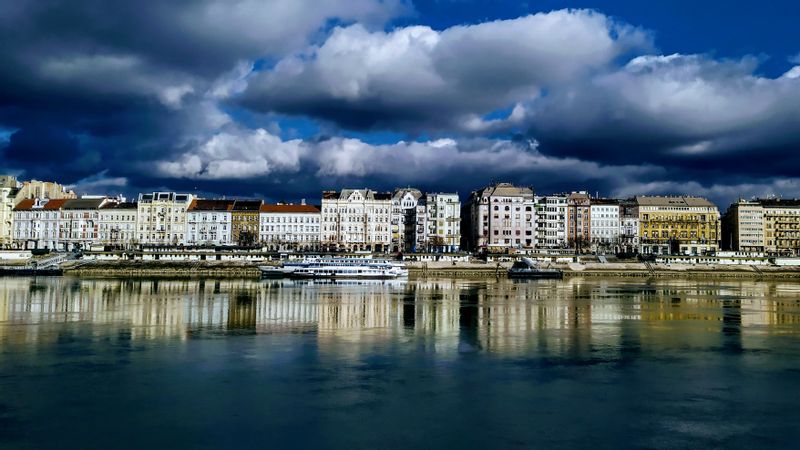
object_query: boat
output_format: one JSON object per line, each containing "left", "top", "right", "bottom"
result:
{"left": 507, "top": 258, "right": 563, "bottom": 279}
{"left": 260, "top": 256, "right": 408, "bottom": 279}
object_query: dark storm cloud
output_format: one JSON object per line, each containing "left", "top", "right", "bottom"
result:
{"left": 0, "top": 0, "right": 407, "bottom": 184}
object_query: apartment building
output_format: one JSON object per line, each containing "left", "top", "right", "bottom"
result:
{"left": 466, "top": 183, "right": 536, "bottom": 252}
{"left": 637, "top": 196, "right": 720, "bottom": 255}
{"left": 186, "top": 199, "right": 235, "bottom": 246}
{"left": 136, "top": 192, "right": 193, "bottom": 245}
{"left": 259, "top": 203, "right": 321, "bottom": 251}
{"left": 535, "top": 195, "right": 567, "bottom": 249}
{"left": 320, "top": 189, "right": 392, "bottom": 252}
{"left": 231, "top": 200, "right": 262, "bottom": 246}
{"left": 98, "top": 201, "right": 139, "bottom": 248}
{"left": 12, "top": 198, "right": 68, "bottom": 250}
{"left": 425, "top": 192, "right": 461, "bottom": 252}
{"left": 590, "top": 198, "right": 621, "bottom": 252}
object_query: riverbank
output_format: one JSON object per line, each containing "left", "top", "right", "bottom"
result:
{"left": 63, "top": 260, "right": 261, "bottom": 278}
{"left": 54, "top": 259, "right": 800, "bottom": 279}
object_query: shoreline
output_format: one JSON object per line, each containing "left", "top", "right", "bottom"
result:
{"left": 51, "top": 260, "right": 800, "bottom": 280}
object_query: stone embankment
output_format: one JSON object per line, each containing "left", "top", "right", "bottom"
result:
{"left": 63, "top": 260, "right": 261, "bottom": 278}
{"left": 57, "top": 259, "right": 800, "bottom": 280}
{"left": 406, "top": 260, "right": 800, "bottom": 279}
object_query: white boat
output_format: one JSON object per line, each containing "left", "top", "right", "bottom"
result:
{"left": 263, "top": 256, "right": 408, "bottom": 279}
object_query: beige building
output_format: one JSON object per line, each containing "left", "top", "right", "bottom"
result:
{"left": 14, "top": 179, "right": 76, "bottom": 204}
{"left": 466, "top": 183, "right": 536, "bottom": 252}
{"left": 0, "top": 183, "right": 18, "bottom": 248}
{"left": 425, "top": 192, "right": 461, "bottom": 253}
{"left": 231, "top": 200, "right": 262, "bottom": 246}
{"left": 321, "top": 189, "right": 392, "bottom": 252}
{"left": 721, "top": 200, "right": 765, "bottom": 252}
{"left": 259, "top": 203, "right": 321, "bottom": 251}
{"left": 567, "top": 191, "right": 591, "bottom": 252}
{"left": 761, "top": 199, "right": 800, "bottom": 255}
{"left": 391, "top": 188, "right": 426, "bottom": 253}
{"left": 99, "top": 201, "right": 139, "bottom": 248}
{"left": 637, "top": 196, "right": 720, "bottom": 255}
{"left": 136, "top": 192, "right": 194, "bottom": 246}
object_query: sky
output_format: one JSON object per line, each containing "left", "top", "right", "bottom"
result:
{"left": 1, "top": 0, "right": 800, "bottom": 208}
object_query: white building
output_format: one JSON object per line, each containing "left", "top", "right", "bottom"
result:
{"left": 321, "top": 189, "right": 392, "bottom": 252}
{"left": 99, "top": 201, "right": 139, "bottom": 248}
{"left": 425, "top": 192, "right": 461, "bottom": 252}
{"left": 137, "top": 192, "right": 193, "bottom": 246}
{"left": 12, "top": 198, "right": 68, "bottom": 250}
{"left": 59, "top": 198, "right": 110, "bottom": 250}
{"left": 535, "top": 195, "right": 568, "bottom": 249}
{"left": 186, "top": 199, "right": 235, "bottom": 246}
{"left": 0, "top": 179, "right": 18, "bottom": 248}
{"left": 259, "top": 203, "right": 321, "bottom": 251}
{"left": 620, "top": 200, "right": 640, "bottom": 253}
{"left": 466, "top": 183, "right": 536, "bottom": 251}
{"left": 392, "top": 188, "right": 427, "bottom": 252}
{"left": 590, "top": 199, "right": 621, "bottom": 252}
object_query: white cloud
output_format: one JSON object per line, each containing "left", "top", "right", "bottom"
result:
{"left": 241, "top": 9, "right": 651, "bottom": 131}
{"left": 158, "top": 128, "right": 306, "bottom": 179}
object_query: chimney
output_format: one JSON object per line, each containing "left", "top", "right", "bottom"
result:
{"left": 301, "top": 198, "right": 306, "bottom": 205}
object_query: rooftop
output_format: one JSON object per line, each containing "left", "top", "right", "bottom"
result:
{"left": 635, "top": 196, "right": 717, "bottom": 208}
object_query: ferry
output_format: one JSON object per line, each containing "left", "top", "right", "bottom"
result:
{"left": 507, "top": 258, "right": 563, "bottom": 279}
{"left": 260, "top": 256, "right": 408, "bottom": 279}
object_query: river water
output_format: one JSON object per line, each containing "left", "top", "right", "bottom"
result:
{"left": 1, "top": 276, "right": 800, "bottom": 449}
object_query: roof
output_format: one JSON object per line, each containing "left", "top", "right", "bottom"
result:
{"left": 591, "top": 198, "right": 620, "bottom": 205}
{"left": 13, "top": 199, "right": 35, "bottom": 211}
{"left": 757, "top": 198, "right": 800, "bottom": 208}
{"left": 392, "top": 188, "right": 423, "bottom": 201}
{"left": 635, "top": 196, "right": 717, "bottom": 208}
{"left": 100, "top": 202, "right": 138, "bottom": 210}
{"left": 473, "top": 183, "right": 534, "bottom": 198}
{"left": 260, "top": 204, "right": 320, "bottom": 213}
{"left": 188, "top": 199, "right": 235, "bottom": 212}
{"left": 232, "top": 200, "right": 263, "bottom": 211}
{"left": 42, "top": 199, "right": 69, "bottom": 210}
{"left": 62, "top": 198, "right": 107, "bottom": 210}
{"left": 321, "top": 189, "right": 392, "bottom": 201}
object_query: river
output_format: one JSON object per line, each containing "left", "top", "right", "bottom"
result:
{"left": 1, "top": 277, "right": 799, "bottom": 449}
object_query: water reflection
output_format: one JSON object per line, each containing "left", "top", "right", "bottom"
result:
{"left": 2, "top": 277, "right": 800, "bottom": 358}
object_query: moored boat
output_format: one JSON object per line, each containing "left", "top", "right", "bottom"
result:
{"left": 507, "top": 258, "right": 563, "bottom": 279}
{"left": 260, "top": 256, "right": 408, "bottom": 279}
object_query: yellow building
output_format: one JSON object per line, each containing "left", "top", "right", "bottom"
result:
{"left": 231, "top": 200, "right": 262, "bottom": 246}
{"left": 761, "top": 199, "right": 800, "bottom": 256}
{"left": 0, "top": 184, "right": 18, "bottom": 248}
{"left": 636, "top": 196, "right": 720, "bottom": 255}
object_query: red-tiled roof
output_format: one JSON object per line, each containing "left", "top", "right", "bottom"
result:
{"left": 13, "top": 199, "right": 35, "bottom": 211}
{"left": 260, "top": 204, "right": 320, "bottom": 213}
{"left": 43, "top": 199, "right": 70, "bottom": 210}
{"left": 188, "top": 199, "right": 235, "bottom": 211}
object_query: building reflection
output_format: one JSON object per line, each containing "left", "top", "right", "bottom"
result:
{"left": 1, "top": 277, "right": 799, "bottom": 357}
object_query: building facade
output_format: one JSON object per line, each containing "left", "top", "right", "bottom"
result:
{"left": 320, "top": 189, "right": 392, "bottom": 252}
{"left": 535, "top": 195, "right": 567, "bottom": 249}
{"left": 259, "top": 204, "right": 321, "bottom": 251}
{"left": 186, "top": 199, "right": 235, "bottom": 246}
{"left": 12, "top": 198, "right": 68, "bottom": 250}
{"left": 590, "top": 199, "right": 621, "bottom": 253}
{"left": 59, "top": 198, "right": 109, "bottom": 250}
{"left": 466, "top": 183, "right": 536, "bottom": 252}
{"left": 391, "top": 188, "right": 427, "bottom": 252}
{"left": 136, "top": 192, "right": 193, "bottom": 246}
{"left": 14, "top": 180, "right": 76, "bottom": 203}
{"left": 567, "top": 191, "right": 591, "bottom": 253}
{"left": 761, "top": 199, "right": 800, "bottom": 256}
{"left": 425, "top": 193, "right": 461, "bottom": 252}
{"left": 721, "top": 200, "right": 765, "bottom": 252}
{"left": 619, "top": 200, "right": 640, "bottom": 254}
{"left": 231, "top": 200, "right": 262, "bottom": 246}
{"left": 0, "top": 181, "right": 18, "bottom": 248}
{"left": 99, "top": 201, "right": 139, "bottom": 248}
{"left": 637, "top": 196, "right": 720, "bottom": 255}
